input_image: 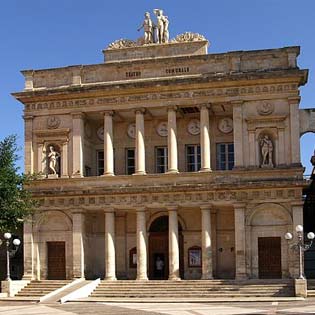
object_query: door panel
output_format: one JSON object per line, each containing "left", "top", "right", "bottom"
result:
{"left": 47, "top": 241, "right": 66, "bottom": 280}
{"left": 258, "top": 237, "right": 282, "bottom": 279}
{"left": 149, "top": 232, "right": 168, "bottom": 279}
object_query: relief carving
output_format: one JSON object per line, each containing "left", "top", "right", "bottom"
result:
{"left": 47, "top": 116, "right": 61, "bottom": 129}
{"left": 172, "top": 32, "right": 207, "bottom": 43}
{"left": 257, "top": 102, "right": 274, "bottom": 116}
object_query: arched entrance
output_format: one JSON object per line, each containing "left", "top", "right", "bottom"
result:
{"left": 148, "top": 216, "right": 184, "bottom": 280}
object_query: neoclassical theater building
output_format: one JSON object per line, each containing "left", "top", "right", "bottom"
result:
{"left": 13, "top": 20, "right": 315, "bottom": 281}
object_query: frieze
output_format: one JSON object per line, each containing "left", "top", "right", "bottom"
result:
{"left": 34, "top": 188, "right": 301, "bottom": 210}
{"left": 25, "top": 83, "right": 298, "bottom": 112}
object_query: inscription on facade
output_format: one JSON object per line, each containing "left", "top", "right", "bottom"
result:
{"left": 166, "top": 67, "right": 190, "bottom": 74}
{"left": 126, "top": 71, "right": 141, "bottom": 78}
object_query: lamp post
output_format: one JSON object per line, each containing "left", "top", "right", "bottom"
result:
{"left": 1, "top": 233, "right": 21, "bottom": 281}
{"left": 285, "top": 225, "right": 315, "bottom": 279}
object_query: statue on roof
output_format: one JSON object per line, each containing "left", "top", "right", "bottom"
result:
{"left": 153, "top": 9, "right": 169, "bottom": 44}
{"left": 137, "top": 12, "right": 154, "bottom": 44}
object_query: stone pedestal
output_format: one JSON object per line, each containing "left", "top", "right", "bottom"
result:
{"left": 295, "top": 278, "right": 307, "bottom": 297}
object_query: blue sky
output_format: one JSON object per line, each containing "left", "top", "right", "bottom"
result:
{"left": 0, "top": 0, "right": 314, "bottom": 173}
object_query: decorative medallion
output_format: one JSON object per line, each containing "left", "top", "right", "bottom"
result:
{"left": 127, "top": 123, "right": 136, "bottom": 139}
{"left": 156, "top": 122, "right": 168, "bottom": 137}
{"left": 257, "top": 102, "right": 275, "bottom": 116}
{"left": 187, "top": 119, "right": 200, "bottom": 135}
{"left": 47, "top": 116, "right": 60, "bottom": 129}
{"left": 97, "top": 127, "right": 104, "bottom": 141}
{"left": 218, "top": 117, "right": 233, "bottom": 134}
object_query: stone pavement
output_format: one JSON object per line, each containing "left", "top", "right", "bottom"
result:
{"left": 2, "top": 301, "right": 315, "bottom": 314}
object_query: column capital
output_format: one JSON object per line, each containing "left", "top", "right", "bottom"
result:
{"left": 291, "top": 201, "right": 304, "bottom": 208}
{"left": 71, "top": 112, "right": 85, "bottom": 119}
{"left": 199, "top": 103, "right": 211, "bottom": 110}
{"left": 23, "top": 115, "right": 34, "bottom": 121}
{"left": 200, "top": 204, "right": 213, "bottom": 211}
{"left": 135, "top": 108, "right": 146, "bottom": 115}
{"left": 71, "top": 209, "right": 85, "bottom": 215}
{"left": 103, "top": 110, "right": 115, "bottom": 117}
{"left": 167, "top": 205, "right": 178, "bottom": 212}
{"left": 167, "top": 105, "right": 178, "bottom": 112}
{"left": 104, "top": 208, "right": 115, "bottom": 214}
{"left": 136, "top": 207, "right": 147, "bottom": 213}
{"left": 288, "top": 96, "right": 301, "bottom": 105}
{"left": 231, "top": 100, "right": 244, "bottom": 106}
{"left": 234, "top": 203, "right": 246, "bottom": 210}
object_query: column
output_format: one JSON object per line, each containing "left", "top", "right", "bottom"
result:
{"left": 248, "top": 130, "right": 256, "bottom": 167}
{"left": 37, "top": 143, "right": 44, "bottom": 175}
{"left": 136, "top": 209, "right": 148, "bottom": 280}
{"left": 135, "top": 109, "right": 146, "bottom": 175}
{"left": 232, "top": 101, "right": 244, "bottom": 168}
{"left": 22, "top": 218, "right": 34, "bottom": 280}
{"left": 72, "top": 113, "right": 84, "bottom": 177}
{"left": 234, "top": 204, "right": 247, "bottom": 279}
{"left": 291, "top": 202, "right": 304, "bottom": 278}
{"left": 168, "top": 207, "right": 180, "bottom": 280}
{"left": 72, "top": 210, "right": 85, "bottom": 278}
{"left": 200, "top": 105, "right": 211, "bottom": 171}
{"left": 105, "top": 210, "right": 116, "bottom": 280}
{"left": 103, "top": 111, "right": 114, "bottom": 176}
{"left": 289, "top": 97, "right": 301, "bottom": 166}
{"left": 61, "top": 141, "right": 69, "bottom": 178}
{"left": 201, "top": 206, "right": 213, "bottom": 279}
{"left": 23, "top": 115, "right": 34, "bottom": 174}
{"left": 167, "top": 107, "right": 178, "bottom": 173}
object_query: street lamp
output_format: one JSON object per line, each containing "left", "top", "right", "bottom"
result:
{"left": 1, "top": 233, "right": 21, "bottom": 281}
{"left": 285, "top": 225, "right": 315, "bottom": 279}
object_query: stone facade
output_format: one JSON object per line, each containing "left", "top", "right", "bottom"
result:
{"left": 12, "top": 38, "right": 314, "bottom": 281}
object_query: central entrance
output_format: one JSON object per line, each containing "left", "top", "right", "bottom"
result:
{"left": 148, "top": 215, "right": 183, "bottom": 280}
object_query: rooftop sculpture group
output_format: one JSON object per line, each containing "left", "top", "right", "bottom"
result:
{"left": 107, "top": 9, "right": 207, "bottom": 50}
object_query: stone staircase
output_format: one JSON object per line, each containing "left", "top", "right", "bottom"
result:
{"left": 89, "top": 279, "right": 294, "bottom": 301}
{"left": 15, "top": 280, "right": 71, "bottom": 299}
{"left": 307, "top": 279, "right": 315, "bottom": 297}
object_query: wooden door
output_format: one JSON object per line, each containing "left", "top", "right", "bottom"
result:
{"left": 149, "top": 232, "right": 168, "bottom": 279}
{"left": 258, "top": 237, "right": 282, "bottom": 279}
{"left": 47, "top": 242, "right": 66, "bottom": 280}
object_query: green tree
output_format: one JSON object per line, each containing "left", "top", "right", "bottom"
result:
{"left": 0, "top": 135, "right": 35, "bottom": 232}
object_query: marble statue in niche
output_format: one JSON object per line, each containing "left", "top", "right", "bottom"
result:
{"left": 48, "top": 145, "right": 60, "bottom": 175}
{"left": 260, "top": 135, "right": 274, "bottom": 168}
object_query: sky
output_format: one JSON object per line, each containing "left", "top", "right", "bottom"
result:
{"left": 0, "top": 0, "right": 314, "bottom": 174}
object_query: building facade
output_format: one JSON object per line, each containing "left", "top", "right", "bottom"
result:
{"left": 13, "top": 29, "right": 315, "bottom": 281}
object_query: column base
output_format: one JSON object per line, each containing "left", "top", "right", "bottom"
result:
{"left": 199, "top": 168, "right": 212, "bottom": 173}
{"left": 105, "top": 276, "right": 117, "bottom": 281}
{"left": 168, "top": 275, "right": 181, "bottom": 281}
{"left": 22, "top": 274, "right": 34, "bottom": 281}
{"left": 133, "top": 171, "right": 147, "bottom": 176}
{"left": 102, "top": 172, "right": 115, "bottom": 177}
{"left": 165, "top": 169, "right": 179, "bottom": 174}
{"left": 71, "top": 173, "right": 83, "bottom": 178}
{"left": 201, "top": 274, "right": 213, "bottom": 280}
{"left": 61, "top": 175, "right": 70, "bottom": 179}
{"left": 136, "top": 276, "right": 148, "bottom": 281}
{"left": 235, "top": 273, "right": 247, "bottom": 280}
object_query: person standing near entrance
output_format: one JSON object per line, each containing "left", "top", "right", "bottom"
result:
{"left": 155, "top": 256, "right": 165, "bottom": 278}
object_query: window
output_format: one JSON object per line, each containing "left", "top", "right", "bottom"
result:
{"left": 126, "top": 148, "right": 135, "bottom": 175}
{"left": 156, "top": 147, "right": 168, "bottom": 173}
{"left": 186, "top": 145, "right": 201, "bottom": 172}
{"left": 216, "top": 143, "right": 234, "bottom": 170}
{"left": 97, "top": 151, "right": 104, "bottom": 176}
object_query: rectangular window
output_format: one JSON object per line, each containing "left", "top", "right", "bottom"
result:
{"left": 216, "top": 143, "right": 234, "bottom": 170}
{"left": 97, "top": 150, "right": 104, "bottom": 176}
{"left": 126, "top": 148, "right": 135, "bottom": 175}
{"left": 156, "top": 147, "right": 168, "bottom": 173}
{"left": 186, "top": 145, "right": 201, "bottom": 172}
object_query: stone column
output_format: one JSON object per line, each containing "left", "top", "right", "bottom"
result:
{"left": 23, "top": 115, "right": 34, "bottom": 174}
{"left": 234, "top": 204, "right": 247, "bottom": 279}
{"left": 22, "top": 218, "right": 34, "bottom": 280}
{"left": 200, "top": 105, "right": 211, "bottom": 172}
{"left": 105, "top": 210, "right": 116, "bottom": 280}
{"left": 37, "top": 143, "right": 44, "bottom": 175}
{"left": 201, "top": 206, "right": 213, "bottom": 279}
{"left": 61, "top": 141, "right": 69, "bottom": 178}
{"left": 167, "top": 107, "right": 178, "bottom": 173}
{"left": 232, "top": 101, "right": 244, "bottom": 168}
{"left": 248, "top": 130, "right": 256, "bottom": 167}
{"left": 168, "top": 207, "right": 180, "bottom": 280}
{"left": 291, "top": 202, "right": 304, "bottom": 278}
{"left": 72, "top": 113, "right": 84, "bottom": 177}
{"left": 136, "top": 209, "right": 148, "bottom": 280}
{"left": 103, "top": 111, "right": 114, "bottom": 176}
{"left": 288, "top": 97, "right": 301, "bottom": 166}
{"left": 72, "top": 210, "right": 85, "bottom": 278}
{"left": 135, "top": 109, "right": 146, "bottom": 175}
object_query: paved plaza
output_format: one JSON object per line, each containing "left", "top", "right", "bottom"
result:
{"left": 2, "top": 301, "right": 315, "bottom": 315}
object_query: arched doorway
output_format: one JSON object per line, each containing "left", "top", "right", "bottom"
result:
{"left": 148, "top": 216, "right": 184, "bottom": 280}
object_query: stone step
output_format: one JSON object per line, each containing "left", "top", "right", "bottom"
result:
{"left": 97, "top": 284, "right": 290, "bottom": 288}
{"left": 90, "top": 293, "right": 291, "bottom": 297}
{"left": 94, "top": 287, "right": 290, "bottom": 291}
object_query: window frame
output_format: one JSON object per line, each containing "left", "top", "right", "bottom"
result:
{"left": 185, "top": 144, "right": 201, "bottom": 172}
{"left": 125, "top": 147, "right": 135, "bottom": 175}
{"left": 216, "top": 143, "right": 234, "bottom": 170}
{"left": 155, "top": 146, "right": 168, "bottom": 173}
